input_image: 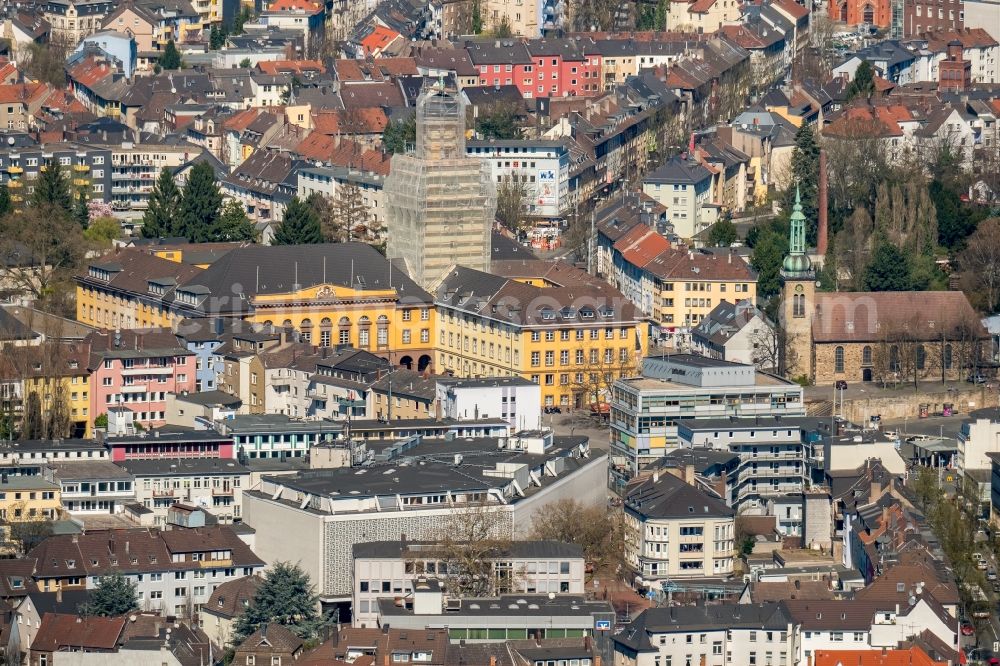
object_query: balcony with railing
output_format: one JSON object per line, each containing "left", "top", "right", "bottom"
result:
{"left": 152, "top": 488, "right": 177, "bottom": 497}
{"left": 121, "top": 366, "right": 175, "bottom": 376}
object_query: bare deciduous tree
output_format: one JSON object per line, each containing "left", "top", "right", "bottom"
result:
{"left": 432, "top": 504, "right": 514, "bottom": 597}
{"left": 496, "top": 175, "right": 528, "bottom": 232}
{"left": 531, "top": 498, "right": 624, "bottom": 575}
{"left": 959, "top": 217, "right": 1000, "bottom": 312}
{"left": 0, "top": 207, "right": 85, "bottom": 315}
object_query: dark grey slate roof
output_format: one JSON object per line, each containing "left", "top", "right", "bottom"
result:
{"left": 614, "top": 603, "right": 790, "bottom": 651}
{"left": 625, "top": 471, "right": 734, "bottom": 520}
{"left": 643, "top": 155, "right": 714, "bottom": 185}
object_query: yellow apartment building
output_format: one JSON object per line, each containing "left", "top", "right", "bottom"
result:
{"left": 0, "top": 343, "right": 93, "bottom": 439}
{"left": 436, "top": 262, "right": 647, "bottom": 409}
{"left": 644, "top": 250, "right": 757, "bottom": 335}
{"left": 0, "top": 477, "right": 61, "bottom": 523}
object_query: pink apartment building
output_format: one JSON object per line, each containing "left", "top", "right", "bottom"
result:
{"left": 87, "top": 329, "right": 196, "bottom": 430}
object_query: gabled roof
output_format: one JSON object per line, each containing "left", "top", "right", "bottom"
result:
{"left": 238, "top": 623, "right": 304, "bottom": 655}
{"left": 642, "top": 248, "right": 756, "bottom": 282}
{"left": 644, "top": 154, "right": 714, "bottom": 185}
{"left": 624, "top": 471, "right": 734, "bottom": 520}
{"left": 810, "top": 291, "right": 985, "bottom": 343}
{"left": 613, "top": 225, "right": 672, "bottom": 268}
{"left": 203, "top": 574, "right": 263, "bottom": 619}
{"left": 32, "top": 613, "right": 126, "bottom": 652}
{"left": 814, "top": 647, "right": 947, "bottom": 666}
{"left": 614, "top": 603, "right": 789, "bottom": 651}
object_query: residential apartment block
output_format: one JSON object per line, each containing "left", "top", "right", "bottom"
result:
{"left": 27, "top": 526, "right": 266, "bottom": 618}
{"left": 120, "top": 457, "right": 250, "bottom": 525}
{"left": 623, "top": 470, "right": 735, "bottom": 583}
{"left": 613, "top": 604, "right": 797, "bottom": 666}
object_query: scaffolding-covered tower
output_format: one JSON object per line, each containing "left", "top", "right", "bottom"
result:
{"left": 385, "top": 80, "right": 495, "bottom": 291}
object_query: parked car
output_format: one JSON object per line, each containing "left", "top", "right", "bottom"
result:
{"left": 543, "top": 406, "right": 562, "bottom": 414}
{"left": 968, "top": 373, "right": 988, "bottom": 384}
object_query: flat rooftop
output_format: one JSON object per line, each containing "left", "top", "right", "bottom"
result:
{"left": 255, "top": 437, "right": 600, "bottom": 507}
{"left": 378, "top": 594, "right": 612, "bottom": 617}
{"left": 619, "top": 373, "right": 795, "bottom": 391}
{"left": 352, "top": 539, "right": 583, "bottom": 560}
{"left": 46, "top": 461, "right": 133, "bottom": 480}
{"left": 118, "top": 458, "right": 250, "bottom": 476}
{"left": 677, "top": 416, "right": 831, "bottom": 431}
{"left": 226, "top": 414, "right": 345, "bottom": 434}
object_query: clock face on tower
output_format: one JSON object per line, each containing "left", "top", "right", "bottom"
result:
{"left": 795, "top": 284, "right": 804, "bottom": 293}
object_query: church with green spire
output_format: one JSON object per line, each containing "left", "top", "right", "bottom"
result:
{"left": 780, "top": 186, "right": 817, "bottom": 379}
{"left": 777, "top": 184, "right": 985, "bottom": 386}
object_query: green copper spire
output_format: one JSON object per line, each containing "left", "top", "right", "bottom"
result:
{"left": 782, "top": 185, "right": 813, "bottom": 275}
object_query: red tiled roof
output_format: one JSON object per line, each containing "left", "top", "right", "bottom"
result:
{"left": 375, "top": 57, "right": 418, "bottom": 75}
{"left": 643, "top": 247, "right": 755, "bottom": 281}
{"left": 32, "top": 613, "right": 126, "bottom": 652}
{"left": 919, "top": 27, "right": 998, "bottom": 51}
{"left": 688, "top": 0, "right": 719, "bottom": 14}
{"left": 771, "top": 0, "right": 809, "bottom": 20}
{"left": 810, "top": 291, "right": 985, "bottom": 342}
{"left": 257, "top": 60, "right": 325, "bottom": 75}
{"left": 814, "top": 648, "right": 947, "bottom": 666}
{"left": 613, "top": 225, "right": 671, "bottom": 268}
{"left": 67, "top": 57, "right": 114, "bottom": 89}
{"left": 311, "top": 108, "right": 388, "bottom": 135}
{"left": 822, "top": 106, "right": 903, "bottom": 138}
{"left": 361, "top": 26, "right": 402, "bottom": 54}
{"left": 224, "top": 108, "right": 272, "bottom": 132}
{"left": 0, "top": 61, "right": 18, "bottom": 84}
{"left": 0, "top": 82, "right": 46, "bottom": 105}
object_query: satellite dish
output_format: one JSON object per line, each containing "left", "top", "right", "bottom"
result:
{"left": 6, "top": 137, "right": 14, "bottom": 145}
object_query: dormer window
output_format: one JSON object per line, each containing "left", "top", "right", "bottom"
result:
{"left": 66, "top": 559, "right": 76, "bottom": 569}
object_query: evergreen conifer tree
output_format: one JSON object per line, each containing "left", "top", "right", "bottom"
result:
{"left": 217, "top": 199, "right": 257, "bottom": 242}
{"left": 30, "top": 160, "right": 72, "bottom": 215}
{"left": 0, "top": 182, "right": 11, "bottom": 218}
{"left": 73, "top": 189, "right": 90, "bottom": 229}
{"left": 160, "top": 40, "right": 182, "bottom": 69}
{"left": 272, "top": 196, "right": 323, "bottom": 245}
{"left": 142, "top": 168, "right": 183, "bottom": 238}
{"left": 178, "top": 162, "right": 223, "bottom": 242}
{"left": 234, "top": 563, "right": 324, "bottom": 640}
{"left": 78, "top": 573, "right": 139, "bottom": 617}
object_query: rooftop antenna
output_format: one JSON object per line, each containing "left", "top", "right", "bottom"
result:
{"left": 255, "top": 265, "right": 260, "bottom": 293}
{"left": 323, "top": 255, "right": 327, "bottom": 284}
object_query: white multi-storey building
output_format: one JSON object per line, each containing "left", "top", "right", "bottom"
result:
{"left": 350, "top": 539, "right": 585, "bottom": 627}
{"left": 120, "top": 458, "right": 250, "bottom": 525}
{"left": 624, "top": 470, "right": 736, "bottom": 585}
{"left": 45, "top": 461, "right": 135, "bottom": 515}
{"left": 610, "top": 355, "right": 805, "bottom": 482}
{"left": 242, "top": 432, "right": 605, "bottom": 609}
{"left": 436, "top": 376, "right": 541, "bottom": 431}
{"left": 612, "top": 603, "right": 797, "bottom": 666}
